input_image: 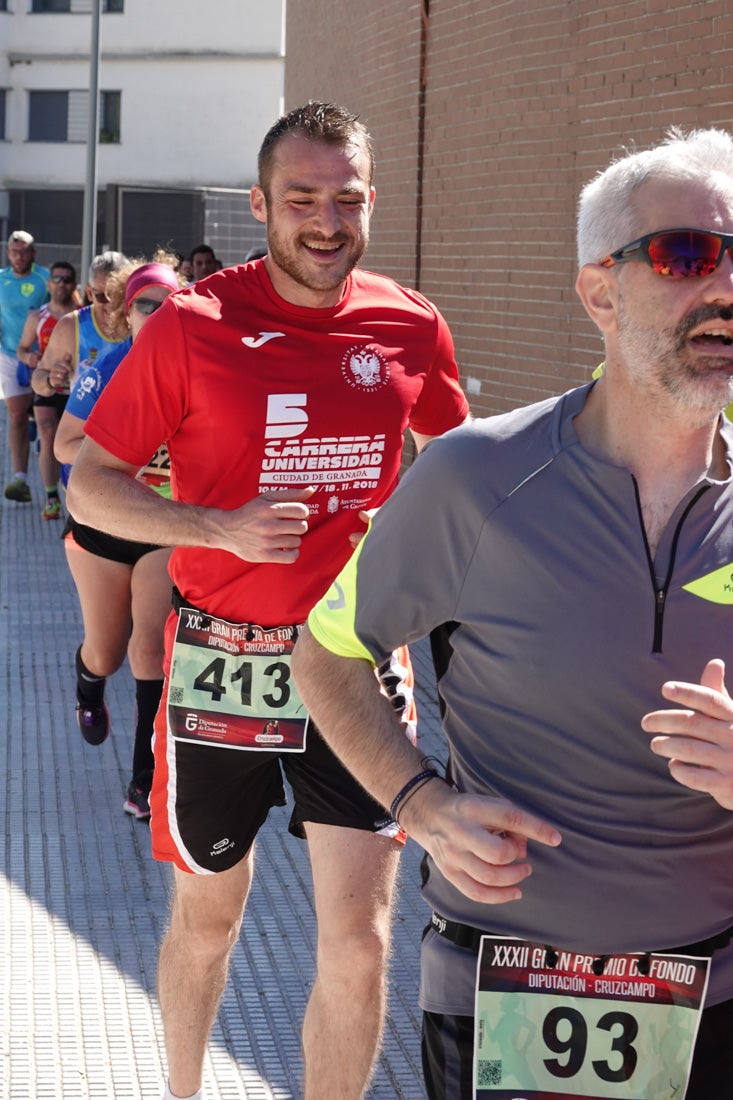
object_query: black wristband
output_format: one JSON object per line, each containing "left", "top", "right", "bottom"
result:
{"left": 390, "top": 768, "right": 439, "bottom": 822}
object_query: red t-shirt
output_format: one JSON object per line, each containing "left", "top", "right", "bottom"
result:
{"left": 84, "top": 260, "right": 469, "bottom": 624}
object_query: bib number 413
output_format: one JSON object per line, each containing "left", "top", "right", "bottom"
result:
{"left": 193, "top": 656, "right": 291, "bottom": 709}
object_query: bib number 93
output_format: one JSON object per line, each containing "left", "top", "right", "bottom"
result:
{"left": 543, "top": 1007, "right": 638, "bottom": 1082}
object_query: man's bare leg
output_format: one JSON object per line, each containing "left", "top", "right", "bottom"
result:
{"left": 303, "top": 823, "right": 400, "bottom": 1100}
{"left": 34, "top": 405, "right": 61, "bottom": 489}
{"left": 6, "top": 393, "right": 32, "bottom": 474}
{"left": 158, "top": 851, "right": 254, "bottom": 1098}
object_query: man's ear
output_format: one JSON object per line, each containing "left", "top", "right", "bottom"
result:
{"left": 250, "top": 185, "right": 267, "bottom": 225}
{"left": 575, "top": 264, "right": 619, "bottom": 335}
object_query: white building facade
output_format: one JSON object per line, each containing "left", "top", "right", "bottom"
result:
{"left": 0, "top": 0, "right": 285, "bottom": 267}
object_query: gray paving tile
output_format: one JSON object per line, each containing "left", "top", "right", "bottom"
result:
{"left": 0, "top": 417, "right": 445, "bottom": 1099}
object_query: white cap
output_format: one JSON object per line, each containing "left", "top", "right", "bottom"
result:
{"left": 8, "top": 230, "right": 34, "bottom": 247}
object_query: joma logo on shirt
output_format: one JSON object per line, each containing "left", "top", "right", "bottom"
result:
{"left": 242, "top": 332, "right": 285, "bottom": 348}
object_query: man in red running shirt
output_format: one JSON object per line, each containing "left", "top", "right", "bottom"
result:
{"left": 68, "top": 102, "right": 469, "bottom": 1100}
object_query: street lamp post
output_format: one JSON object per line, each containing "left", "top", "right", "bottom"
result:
{"left": 80, "top": 0, "right": 102, "bottom": 288}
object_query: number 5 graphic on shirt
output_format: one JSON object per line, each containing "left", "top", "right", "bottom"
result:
{"left": 265, "top": 393, "right": 308, "bottom": 439}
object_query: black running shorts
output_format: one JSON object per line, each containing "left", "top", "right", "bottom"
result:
{"left": 63, "top": 514, "right": 165, "bottom": 565}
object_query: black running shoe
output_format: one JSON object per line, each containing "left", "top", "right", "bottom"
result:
{"left": 76, "top": 703, "right": 110, "bottom": 746}
{"left": 123, "top": 770, "right": 152, "bottom": 821}
{"left": 4, "top": 477, "right": 31, "bottom": 503}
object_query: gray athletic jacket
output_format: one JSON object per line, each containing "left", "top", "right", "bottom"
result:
{"left": 309, "top": 383, "right": 733, "bottom": 1013}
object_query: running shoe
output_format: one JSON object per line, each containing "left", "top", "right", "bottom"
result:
{"left": 42, "top": 498, "right": 61, "bottom": 520}
{"left": 76, "top": 702, "right": 110, "bottom": 746}
{"left": 4, "top": 478, "right": 31, "bottom": 503}
{"left": 123, "top": 771, "right": 153, "bottom": 821}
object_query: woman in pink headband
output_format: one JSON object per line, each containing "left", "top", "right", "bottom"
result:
{"left": 123, "top": 262, "right": 182, "bottom": 321}
{"left": 55, "top": 257, "right": 183, "bottom": 822}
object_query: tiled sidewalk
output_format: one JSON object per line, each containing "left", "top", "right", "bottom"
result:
{"left": 0, "top": 423, "right": 444, "bottom": 1099}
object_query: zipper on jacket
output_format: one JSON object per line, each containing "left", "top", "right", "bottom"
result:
{"left": 632, "top": 478, "right": 709, "bottom": 653}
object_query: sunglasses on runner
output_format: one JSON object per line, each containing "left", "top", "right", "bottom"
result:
{"left": 600, "top": 228, "right": 733, "bottom": 278}
{"left": 50, "top": 274, "right": 75, "bottom": 284}
{"left": 131, "top": 297, "right": 165, "bottom": 316}
{"left": 90, "top": 289, "right": 109, "bottom": 303}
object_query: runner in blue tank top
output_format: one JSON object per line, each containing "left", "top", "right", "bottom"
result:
{"left": 0, "top": 230, "right": 49, "bottom": 502}
{"left": 32, "top": 251, "right": 127, "bottom": 508}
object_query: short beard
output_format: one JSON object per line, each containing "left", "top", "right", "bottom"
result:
{"left": 616, "top": 290, "right": 733, "bottom": 417}
{"left": 265, "top": 224, "right": 367, "bottom": 295}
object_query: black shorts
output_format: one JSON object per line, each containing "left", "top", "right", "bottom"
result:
{"left": 421, "top": 998, "right": 733, "bottom": 1100}
{"left": 33, "top": 392, "right": 68, "bottom": 414}
{"left": 63, "top": 513, "right": 165, "bottom": 566}
{"left": 157, "top": 720, "right": 395, "bottom": 871}
{"left": 150, "top": 611, "right": 415, "bottom": 873}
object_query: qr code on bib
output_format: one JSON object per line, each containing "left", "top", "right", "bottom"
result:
{"left": 477, "top": 1059, "right": 502, "bottom": 1086}
{"left": 169, "top": 686, "right": 185, "bottom": 705}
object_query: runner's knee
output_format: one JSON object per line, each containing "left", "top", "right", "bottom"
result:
{"left": 170, "top": 890, "right": 245, "bottom": 960}
{"left": 80, "top": 641, "right": 127, "bottom": 678}
{"left": 318, "top": 911, "right": 391, "bottom": 981}
{"left": 127, "top": 631, "right": 165, "bottom": 676}
{"left": 37, "top": 422, "right": 57, "bottom": 447}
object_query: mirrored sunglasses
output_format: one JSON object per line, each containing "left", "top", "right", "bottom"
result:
{"left": 50, "top": 274, "right": 75, "bottom": 284}
{"left": 600, "top": 228, "right": 733, "bottom": 278}
{"left": 132, "top": 297, "right": 165, "bottom": 316}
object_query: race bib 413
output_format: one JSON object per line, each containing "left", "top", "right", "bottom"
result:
{"left": 167, "top": 608, "right": 308, "bottom": 752}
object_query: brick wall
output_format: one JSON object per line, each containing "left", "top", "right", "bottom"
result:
{"left": 285, "top": 0, "right": 425, "bottom": 288}
{"left": 285, "top": 0, "right": 733, "bottom": 416}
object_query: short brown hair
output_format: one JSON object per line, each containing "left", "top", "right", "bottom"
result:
{"left": 51, "top": 260, "right": 76, "bottom": 282}
{"left": 258, "top": 101, "right": 374, "bottom": 197}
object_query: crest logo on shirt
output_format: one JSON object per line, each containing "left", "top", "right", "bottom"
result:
{"left": 79, "top": 348, "right": 99, "bottom": 371}
{"left": 341, "top": 345, "right": 389, "bottom": 391}
{"left": 77, "top": 370, "right": 100, "bottom": 398}
{"left": 21, "top": 282, "right": 36, "bottom": 298}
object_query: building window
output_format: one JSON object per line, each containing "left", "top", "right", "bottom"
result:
{"left": 31, "top": 0, "right": 72, "bottom": 11}
{"left": 28, "top": 89, "right": 121, "bottom": 143}
{"left": 31, "top": 1, "right": 124, "bottom": 11}
{"left": 28, "top": 90, "right": 68, "bottom": 142}
{"left": 100, "top": 90, "right": 121, "bottom": 143}
{"left": 0, "top": 1, "right": 8, "bottom": 12}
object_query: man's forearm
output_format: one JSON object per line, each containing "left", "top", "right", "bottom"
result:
{"left": 67, "top": 445, "right": 224, "bottom": 550}
{"left": 17, "top": 346, "right": 38, "bottom": 369}
{"left": 293, "top": 632, "right": 564, "bottom": 906}
{"left": 69, "top": 438, "right": 315, "bottom": 565}
{"left": 292, "top": 625, "right": 427, "bottom": 812}
{"left": 31, "top": 368, "right": 54, "bottom": 397}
